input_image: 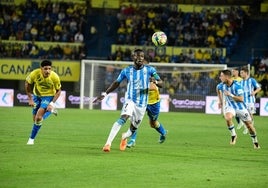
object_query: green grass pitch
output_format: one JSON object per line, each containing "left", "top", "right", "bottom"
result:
{"left": 0, "top": 107, "right": 268, "bottom": 188}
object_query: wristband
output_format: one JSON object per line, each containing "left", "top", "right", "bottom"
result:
{"left": 103, "top": 92, "right": 108, "bottom": 97}
{"left": 230, "top": 94, "right": 234, "bottom": 98}
{"left": 49, "top": 101, "right": 55, "bottom": 107}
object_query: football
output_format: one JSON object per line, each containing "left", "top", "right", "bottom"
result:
{"left": 152, "top": 31, "right": 167, "bottom": 46}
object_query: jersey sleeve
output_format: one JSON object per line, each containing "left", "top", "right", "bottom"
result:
{"left": 25, "top": 71, "right": 35, "bottom": 84}
{"left": 52, "top": 72, "right": 61, "bottom": 90}
{"left": 251, "top": 78, "right": 261, "bottom": 89}
{"left": 116, "top": 68, "right": 127, "bottom": 83}
{"left": 151, "top": 66, "right": 160, "bottom": 80}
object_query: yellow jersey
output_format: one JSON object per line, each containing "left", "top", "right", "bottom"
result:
{"left": 232, "top": 76, "right": 242, "bottom": 82}
{"left": 148, "top": 82, "right": 160, "bottom": 105}
{"left": 26, "top": 69, "right": 61, "bottom": 96}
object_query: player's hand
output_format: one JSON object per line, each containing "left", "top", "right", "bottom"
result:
{"left": 93, "top": 95, "right": 105, "bottom": 103}
{"left": 224, "top": 90, "right": 231, "bottom": 96}
{"left": 28, "top": 99, "right": 34, "bottom": 107}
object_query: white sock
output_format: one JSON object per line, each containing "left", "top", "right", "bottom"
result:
{"left": 122, "top": 129, "right": 132, "bottom": 139}
{"left": 105, "top": 122, "right": 121, "bottom": 146}
{"left": 229, "top": 125, "right": 236, "bottom": 136}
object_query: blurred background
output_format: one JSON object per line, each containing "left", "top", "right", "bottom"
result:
{"left": 0, "top": 0, "right": 267, "bottom": 112}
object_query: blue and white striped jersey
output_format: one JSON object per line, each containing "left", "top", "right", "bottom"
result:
{"left": 240, "top": 78, "right": 261, "bottom": 104}
{"left": 216, "top": 82, "right": 223, "bottom": 91}
{"left": 222, "top": 81, "right": 247, "bottom": 110}
{"left": 116, "top": 65, "right": 160, "bottom": 107}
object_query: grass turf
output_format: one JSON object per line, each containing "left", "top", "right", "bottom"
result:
{"left": 0, "top": 107, "right": 268, "bottom": 188}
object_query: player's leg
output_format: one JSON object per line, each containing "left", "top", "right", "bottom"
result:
{"left": 243, "top": 103, "right": 256, "bottom": 135}
{"left": 27, "top": 96, "right": 54, "bottom": 145}
{"left": 27, "top": 109, "right": 45, "bottom": 145}
{"left": 103, "top": 100, "right": 134, "bottom": 152}
{"left": 238, "top": 109, "right": 260, "bottom": 149}
{"left": 224, "top": 107, "right": 237, "bottom": 145}
{"left": 27, "top": 96, "right": 41, "bottom": 145}
{"left": 147, "top": 102, "right": 167, "bottom": 143}
{"left": 127, "top": 130, "right": 137, "bottom": 148}
{"left": 121, "top": 104, "right": 146, "bottom": 151}
{"left": 236, "top": 115, "right": 244, "bottom": 130}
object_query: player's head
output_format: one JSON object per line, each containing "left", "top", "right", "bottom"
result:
{"left": 240, "top": 66, "right": 249, "bottom": 78}
{"left": 219, "top": 69, "right": 232, "bottom": 83}
{"left": 40, "top": 60, "right": 52, "bottom": 78}
{"left": 232, "top": 67, "right": 240, "bottom": 77}
{"left": 133, "top": 49, "right": 145, "bottom": 69}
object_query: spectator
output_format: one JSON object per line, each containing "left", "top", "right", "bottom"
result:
{"left": 74, "top": 30, "right": 84, "bottom": 43}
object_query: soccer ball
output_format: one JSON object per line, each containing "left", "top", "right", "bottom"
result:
{"left": 152, "top": 31, "right": 167, "bottom": 46}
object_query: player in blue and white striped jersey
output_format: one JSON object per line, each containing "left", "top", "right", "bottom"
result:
{"left": 239, "top": 67, "right": 261, "bottom": 134}
{"left": 240, "top": 67, "right": 261, "bottom": 115}
{"left": 94, "top": 49, "right": 163, "bottom": 152}
{"left": 219, "top": 69, "right": 260, "bottom": 149}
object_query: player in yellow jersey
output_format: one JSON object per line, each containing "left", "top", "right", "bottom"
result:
{"left": 25, "top": 60, "right": 62, "bottom": 145}
{"left": 127, "top": 56, "right": 167, "bottom": 148}
{"left": 232, "top": 67, "right": 243, "bottom": 82}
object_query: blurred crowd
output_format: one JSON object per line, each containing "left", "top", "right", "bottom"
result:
{"left": 110, "top": 4, "right": 247, "bottom": 63}
{"left": 0, "top": 0, "right": 86, "bottom": 60}
{"left": 0, "top": 1, "right": 267, "bottom": 96}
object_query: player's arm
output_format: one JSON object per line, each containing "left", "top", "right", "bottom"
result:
{"left": 216, "top": 87, "right": 223, "bottom": 109}
{"left": 252, "top": 87, "right": 261, "bottom": 96}
{"left": 154, "top": 79, "right": 163, "bottom": 88}
{"left": 93, "top": 81, "right": 120, "bottom": 103}
{"left": 224, "top": 90, "right": 244, "bottom": 102}
{"left": 251, "top": 78, "right": 261, "bottom": 96}
{"left": 47, "top": 89, "right": 61, "bottom": 111}
{"left": 151, "top": 72, "right": 163, "bottom": 88}
{"left": 105, "top": 81, "right": 120, "bottom": 94}
{"left": 25, "top": 81, "right": 34, "bottom": 107}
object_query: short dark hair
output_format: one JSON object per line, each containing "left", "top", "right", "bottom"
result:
{"left": 240, "top": 66, "right": 249, "bottom": 73}
{"left": 41, "top": 60, "right": 52, "bottom": 67}
{"left": 134, "top": 48, "right": 143, "bottom": 53}
{"left": 221, "top": 69, "right": 232, "bottom": 77}
{"left": 233, "top": 67, "right": 240, "bottom": 71}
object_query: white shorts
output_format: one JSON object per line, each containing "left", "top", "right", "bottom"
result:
{"left": 224, "top": 106, "right": 252, "bottom": 122}
{"left": 235, "top": 109, "right": 252, "bottom": 122}
{"left": 246, "top": 103, "right": 256, "bottom": 114}
{"left": 121, "top": 99, "right": 147, "bottom": 128}
{"left": 223, "top": 106, "right": 236, "bottom": 116}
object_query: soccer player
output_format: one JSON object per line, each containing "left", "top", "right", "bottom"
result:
{"left": 93, "top": 49, "right": 163, "bottom": 152}
{"left": 240, "top": 66, "right": 261, "bottom": 134}
{"left": 127, "top": 56, "right": 167, "bottom": 148}
{"left": 25, "top": 60, "right": 61, "bottom": 145}
{"left": 231, "top": 67, "right": 244, "bottom": 130}
{"left": 219, "top": 69, "right": 260, "bottom": 149}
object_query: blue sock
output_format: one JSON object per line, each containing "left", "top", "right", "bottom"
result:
{"left": 156, "top": 124, "right": 166, "bottom": 135}
{"left": 30, "top": 124, "right": 41, "bottom": 139}
{"left": 130, "top": 131, "right": 137, "bottom": 141}
{"left": 43, "top": 111, "right": 51, "bottom": 120}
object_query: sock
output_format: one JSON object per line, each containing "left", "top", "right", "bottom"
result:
{"left": 130, "top": 131, "right": 137, "bottom": 141}
{"left": 30, "top": 124, "right": 41, "bottom": 139}
{"left": 43, "top": 111, "right": 51, "bottom": 120}
{"left": 236, "top": 116, "right": 240, "bottom": 124}
{"left": 155, "top": 123, "right": 166, "bottom": 135}
{"left": 105, "top": 120, "right": 125, "bottom": 146}
{"left": 228, "top": 125, "right": 236, "bottom": 136}
{"left": 250, "top": 134, "right": 258, "bottom": 143}
{"left": 123, "top": 128, "right": 133, "bottom": 140}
